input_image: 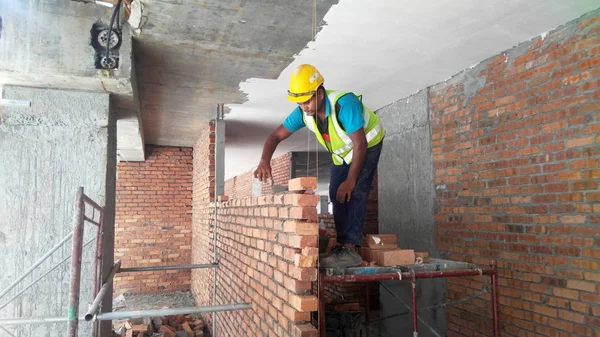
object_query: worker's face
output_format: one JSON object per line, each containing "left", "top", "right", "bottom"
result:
{"left": 298, "top": 89, "right": 324, "bottom": 116}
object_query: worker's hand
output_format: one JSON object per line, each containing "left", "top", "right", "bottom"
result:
{"left": 336, "top": 180, "right": 356, "bottom": 203}
{"left": 253, "top": 160, "right": 272, "bottom": 183}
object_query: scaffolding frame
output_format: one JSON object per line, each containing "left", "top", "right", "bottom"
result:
{"left": 317, "top": 260, "right": 500, "bottom": 337}
{"left": 0, "top": 103, "right": 249, "bottom": 336}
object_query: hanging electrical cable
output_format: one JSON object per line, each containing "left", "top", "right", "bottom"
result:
{"left": 105, "top": 0, "right": 123, "bottom": 68}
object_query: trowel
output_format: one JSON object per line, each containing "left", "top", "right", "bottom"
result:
{"left": 270, "top": 178, "right": 288, "bottom": 194}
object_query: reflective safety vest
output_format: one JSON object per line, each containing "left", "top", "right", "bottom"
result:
{"left": 302, "top": 90, "right": 384, "bottom": 165}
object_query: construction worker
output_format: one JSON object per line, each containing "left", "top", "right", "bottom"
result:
{"left": 253, "top": 64, "right": 385, "bottom": 268}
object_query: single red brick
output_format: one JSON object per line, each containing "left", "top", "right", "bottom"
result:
{"left": 283, "top": 221, "right": 318, "bottom": 235}
{"left": 294, "top": 254, "right": 317, "bottom": 267}
{"left": 284, "top": 194, "right": 321, "bottom": 207}
{"left": 288, "top": 294, "right": 318, "bottom": 312}
{"left": 288, "top": 178, "right": 318, "bottom": 192}
{"left": 291, "top": 323, "right": 318, "bottom": 337}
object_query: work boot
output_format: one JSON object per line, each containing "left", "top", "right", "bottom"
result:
{"left": 319, "top": 244, "right": 343, "bottom": 259}
{"left": 319, "top": 246, "right": 362, "bottom": 268}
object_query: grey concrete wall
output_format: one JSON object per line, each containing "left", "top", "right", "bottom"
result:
{"left": 376, "top": 89, "right": 446, "bottom": 336}
{"left": 0, "top": 0, "right": 108, "bottom": 77}
{"left": 0, "top": 85, "right": 116, "bottom": 337}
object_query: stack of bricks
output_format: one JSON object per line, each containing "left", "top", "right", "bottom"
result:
{"left": 192, "top": 138, "right": 321, "bottom": 337}
{"left": 113, "top": 146, "right": 193, "bottom": 295}
{"left": 358, "top": 234, "right": 418, "bottom": 266}
{"left": 431, "top": 10, "right": 600, "bottom": 337}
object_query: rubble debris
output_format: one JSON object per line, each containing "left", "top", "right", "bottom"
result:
{"left": 113, "top": 314, "right": 205, "bottom": 337}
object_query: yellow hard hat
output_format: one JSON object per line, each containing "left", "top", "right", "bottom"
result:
{"left": 287, "top": 64, "right": 324, "bottom": 103}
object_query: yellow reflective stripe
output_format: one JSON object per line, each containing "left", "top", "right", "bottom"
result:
{"left": 365, "top": 123, "right": 382, "bottom": 143}
{"left": 303, "top": 113, "right": 317, "bottom": 133}
{"left": 328, "top": 91, "right": 352, "bottom": 144}
{"left": 332, "top": 143, "right": 353, "bottom": 155}
{"left": 343, "top": 149, "right": 353, "bottom": 163}
{"left": 332, "top": 153, "right": 344, "bottom": 164}
{"left": 362, "top": 103, "right": 370, "bottom": 126}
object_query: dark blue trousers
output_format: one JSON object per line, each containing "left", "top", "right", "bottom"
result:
{"left": 329, "top": 141, "right": 383, "bottom": 246}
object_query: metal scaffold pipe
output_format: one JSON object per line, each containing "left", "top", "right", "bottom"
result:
{"left": 0, "top": 304, "right": 252, "bottom": 326}
{"left": 85, "top": 260, "right": 121, "bottom": 321}
{"left": 118, "top": 264, "right": 217, "bottom": 273}
{"left": 95, "top": 303, "right": 252, "bottom": 321}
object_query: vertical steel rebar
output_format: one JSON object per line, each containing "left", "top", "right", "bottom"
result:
{"left": 491, "top": 261, "right": 500, "bottom": 337}
{"left": 318, "top": 272, "right": 325, "bottom": 337}
{"left": 93, "top": 210, "right": 104, "bottom": 297}
{"left": 411, "top": 271, "right": 418, "bottom": 337}
{"left": 212, "top": 104, "right": 222, "bottom": 337}
{"left": 365, "top": 283, "right": 371, "bottom": 322}
{"left": 92, "top": 210, "right": 104, "bottom": 337}
{"left": 67, "top": 187, "right": 85, "bottom": 337}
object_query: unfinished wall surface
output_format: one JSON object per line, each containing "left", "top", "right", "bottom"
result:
{"left": 377, "top": 89, "right": 445, "bottom": 336}
{"left": 113, "top": 146, "right": 193, "bottom": 295}
{"left": 429, "top": 10, "right": 600, "bottom": 337}
{"left": 192, "top": 123, "right": 319, "bottom": 336}
{"left": 0, "top": 86, "right": 116, "bottom": 337}
{"left": 377, "top": 9, "right": 600, "bottom": 337}
{"left": 224, "top": 153, "right": 292, "bottom": 198}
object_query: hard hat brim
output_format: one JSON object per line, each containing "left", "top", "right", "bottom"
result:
{"left": 287, "top": 94, "right": 313, "bottom": 103}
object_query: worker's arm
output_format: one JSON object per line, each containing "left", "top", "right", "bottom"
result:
{"left": 336, "top": 128, "right": 367, "bottom": 203}
{"left": 253, "top": 125, "right": 293, "bottom": 182}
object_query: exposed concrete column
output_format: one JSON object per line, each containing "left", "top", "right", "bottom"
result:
{"left": 376, "top": 88, "right": 446, "bottom": 337}
{"left": 215, "top": 118, "right": 225, "bottom": 197}
{"left": 0, "top": 1, "right": 144, "bottom": 162}
{"left": 0, "top": 85, "right": 116, "bottom": 337}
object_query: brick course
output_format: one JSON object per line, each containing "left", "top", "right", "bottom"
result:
{"left": 114, "top": 146, "right": 193, "bottom": 295}
{"left": 192, "top": 122, "right": 319, "bottom": 336}
{"left": 224, "top": 153, "right": 292, "bottom": 198}
{"left": 431, "top": 11, "right": 600, "bottom": 337}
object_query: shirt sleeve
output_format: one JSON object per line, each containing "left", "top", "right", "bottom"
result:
{"left": 282, "top": 107, "right": 306, "bottom": 133}
{"left": 337, "top": 93, "right": 364, "bottom": 135}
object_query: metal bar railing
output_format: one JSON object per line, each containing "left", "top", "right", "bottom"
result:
{"left": 118, "top": 264, "right": 217, "bottom": 273}
{"left": 0, "top": 237, "right": 96, "bottom": 312}
{"left": 0, "top": 232, "right": 74, "bottom": 301}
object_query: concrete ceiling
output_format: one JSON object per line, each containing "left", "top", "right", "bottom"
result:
{"left": 135, "top": 0, "right": 337, "bottom": 146}
{"left": 2, "top": 0, "right": 599, "bottom": 180}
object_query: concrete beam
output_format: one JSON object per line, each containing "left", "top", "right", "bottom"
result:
{"left": 0, "top": 0, "right": 144, "bottom": 162}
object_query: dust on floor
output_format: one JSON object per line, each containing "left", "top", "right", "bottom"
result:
{"left": 113, "top": 291, "right": 196, "bottom": 311}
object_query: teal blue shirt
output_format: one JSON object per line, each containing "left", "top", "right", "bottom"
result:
{"left": 282, "top": 93, "right": 364, "bottom": 135}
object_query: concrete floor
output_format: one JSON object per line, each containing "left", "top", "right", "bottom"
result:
{"left": 113, "top": 291, "right": 197, "bottom": 311}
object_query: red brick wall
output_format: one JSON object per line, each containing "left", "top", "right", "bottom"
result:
{"left": 224, "top": 153, "right": 292, "bottom": 198}
{"left": 431, "top": 12, "right": 600, "bottom": 337}
{"left": 192, "top": 122, "right": 319, "bottom": 336}
{"left": 224, "top": 171, "right": 252, "bottom": 199}
{"left": 114, "top": 146, "right": 193, "bottom": 295}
